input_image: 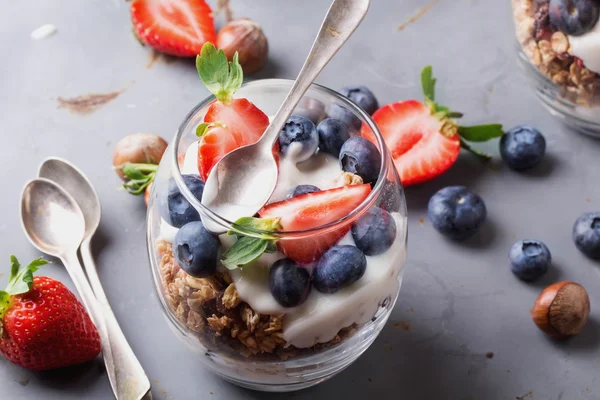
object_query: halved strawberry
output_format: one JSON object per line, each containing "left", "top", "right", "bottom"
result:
{"left": 194, "top": 43, "right": 273, "bottom": 180}
{"left": 204, "top": 98, "right": 269, "bottom": 148}
{"left": 259, "top": 184, "right": 372, "bottom": 264}
{"left": 131, "top": 0, "right": 217, "bottom": 57}
{"left": 362, "top": 66, "right": 503, "bottom": 187}
{"left": 197, "top": 123, "right": 236, "bottom": 181}
{"left": 364, "top": 100, "right": 460, "bottom": 187}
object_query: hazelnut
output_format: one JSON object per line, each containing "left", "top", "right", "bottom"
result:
{"left": 531, "top": 281, "right": 590, "bottom": 339}
{"left": 112, "top": 133, "right": 168, "bottom": 181}
{"left": 217, "top": 18, "right": 268, "bottom": 75}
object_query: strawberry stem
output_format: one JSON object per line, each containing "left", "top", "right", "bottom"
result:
{"left": 0, "top": 256, "right": 49, "bottom": 319}
{"left": 119, "top": 163, "right": 157, "bottom": 195}
{"left": 420, "top": 66, "right": 504, "bottom": 154}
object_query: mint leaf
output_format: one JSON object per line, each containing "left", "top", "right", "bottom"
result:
{"left": 221, "top": 217, "right": 282, "bottom": 269}
{"left": 221, "top": 237, "right": 271, "bottom": 270}
{"left": 5, "top": 257, "right": 48, "bottom": 296}
{"left": 458, "top": 124, "right": 504, "bottom": 142}
{"left": 460, "top": 138, "right": 492, "bottom": 160}
{"left": 421, "top": 66, "right": 436, "bottom": 103}
{"left": 196, "top": 43, "right": 244, "bottom": 104}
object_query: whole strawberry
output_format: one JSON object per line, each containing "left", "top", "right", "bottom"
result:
{"left": 0, "top": 256, "right": 101, "bottom": 371}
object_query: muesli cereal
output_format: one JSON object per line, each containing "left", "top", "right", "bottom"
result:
{"left": 156, "top": 239, "right": 357, "bottom": 359}
{"left": 512, "top": 0, "right": 600, "bottom": 106}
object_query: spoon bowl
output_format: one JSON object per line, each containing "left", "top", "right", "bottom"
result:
{"left": 38, "top": 157, "right": 101, "bottom": 238}
{"left": 21, "top": 178, "right": 85, "bottom": 257}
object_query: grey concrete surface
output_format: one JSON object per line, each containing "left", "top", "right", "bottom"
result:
{"left": 1, "top": 0, "right": 599, "bottom": 399}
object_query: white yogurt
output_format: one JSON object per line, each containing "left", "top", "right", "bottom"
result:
{"left": 569, "top": 21, "right": 600, "bottom": 74}
{"left": 160, "top": 141, "right": 407, "bottom": 349}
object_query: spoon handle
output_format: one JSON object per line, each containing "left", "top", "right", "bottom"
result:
{"left": 80, "top": 239, "right": 151, "bottom": 400}
{"left": 259, "top": 0, "right": 370, "bottom": 147}
{"left": 63, "top": 250, "right": 150, "bottom": 400}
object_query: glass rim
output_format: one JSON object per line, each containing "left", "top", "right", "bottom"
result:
{"left": 170, "top": 78, "right": 403, "bottom": 238}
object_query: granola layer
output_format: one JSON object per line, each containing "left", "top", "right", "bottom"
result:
{"left": 156, "top": 239, "right": 356, "bottom": 360}
{"left": 512, "top": 0, "right": 600, "bottom": 107}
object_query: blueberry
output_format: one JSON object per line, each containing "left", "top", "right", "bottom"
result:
{"left": 340, "top": 85, "right": 379, "bottom": 115}
{"left": 352, "top": 207, "right": 397, "bottom": 256}
{"left": 278, "top": 116, "right": 319, "bottom": 162}
{"left": 509, "top": 240, "right": 551, "bottom": 282}
{"left": 160, "top": 174, "right": 205, "bottom": 228}
{"left": 327, "top": 103, "right": 362, "bottom": 134}
{"left": 339, "top": 136, "right": 381, "bottom": 184}
{"left": 287, "top": 185, "right": 320, "bottom": 199}
{"left": 427, "top": 186, "right": 487, "bottom": 240}
{"left": 269, "top": 258, "right": 311, "bottom": 307}
{"left": 572, "top": 212, "right": 600, "bottom": 259}
{"left": 313, "top": 246, "right": 367, "bottom": 293}
{"left": 549, "top": 0, "right": 600, "bottom": 36}
{"left": 380, "top": 180, "right": 403, "bottom": 212}
{"left": 499, "top": 125, "right": 546, "bottom": 171}
{"left": 295, "top": 97, "right": 326, "bottom": 125}
{"left": 173, "top": 221, "right": 220, "bottom": 278}
{"left": 317, "top": 118, "right": 351, "bottom": 157}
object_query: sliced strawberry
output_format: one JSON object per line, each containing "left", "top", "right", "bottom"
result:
{"left": 197, "top": 124, "right": 237, "bottom": 181}
{"left": 363, "top": 100, "right": 460, "bottom": 187}
{"left": 131, "top": 0, "right": 217, "bottom": 57}
{"left": 204, "top": 98, "right": 270, "bottom": 147}
{"left": 362, "top": 66, "right": 503, "bottom": 187}
{"left": 259, "top": 184, "right": 372, "bottom": 264}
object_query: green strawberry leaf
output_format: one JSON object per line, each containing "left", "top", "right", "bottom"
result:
{"left": 421, "top": 65, "right": 436, "bottom": 103}
{"left": 196, "top": 123, "right": 210, "bottom": 137}
{"left": 458, "top": 124, "right": 504, "bottom": 142}
{"left": 9, "top": 255, "right": 19, "bottom": 282}
{"left": 0, "top": 290, "right": 10, "bottom": 321}
{"left": 119, "top": 163, "right": 157, "bottom": 195}
{"left": 460, "top": 138, "right": 492, "bottom": 160}
{"left": 229, "top": 217, "right": 282, "bottom": 239}
{"left": 221, "top": 217, "right": 282, "bottom": 269}
{"left": 5, "top": 256, "right": 49, "bottom": 296}
{"left": 196, "top": 42, "right": 243, "bottom": 105}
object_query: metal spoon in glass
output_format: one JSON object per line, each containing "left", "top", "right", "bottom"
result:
{"left": 20, "top": 178, "right": 151, "bottom": 400}
{"left": 201, "top": 0, "right": 370, "bottom": 233}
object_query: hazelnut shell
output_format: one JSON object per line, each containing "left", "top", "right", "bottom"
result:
{"left": 112, "top": 133, "right": 168, "bottom": 180}
{"left": 531, "top": 281, "right": 590, "bottom": 339}
{"left": 217, "top": 18, "right": 268, "bottom": 75}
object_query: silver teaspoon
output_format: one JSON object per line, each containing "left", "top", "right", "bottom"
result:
{"left": 201, "top": 0, "right": 370, "bottom": 233}
{"left": 20, "top": 178, "right": 150, "bottom": 400}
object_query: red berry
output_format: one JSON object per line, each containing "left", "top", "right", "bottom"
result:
{"left": 0, "top": 276, "right": 101, "bottom": 371}
{"left": 362, "top": 100, "right": 460, "bottom": 187}
{"left": 198, "top": 98, "right": 272, "bottom": 180}
{"left": 131, "top": 0, "right": 217, "bottom": 57}
{"left": 259, "top": 184, "right": 372, "bottom": 264}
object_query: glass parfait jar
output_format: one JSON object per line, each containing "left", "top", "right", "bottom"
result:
{"left": 146, "top": 79, "right": 408, "bottom": 392}
{"left": 512, "top": 0, "right": 600, "bottom": 137}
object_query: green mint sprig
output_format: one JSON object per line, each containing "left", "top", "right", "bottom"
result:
{"left": 196, "top": 42, "right": 243, "bottom": 105}
{"left": 420, "top": 66, "right": 503, "bottom": 160}
{"left": 0, "top": 256, "right": 49, "bottom": 320}
{"left": 119, "top": 162, "right": 157, "bottom": 195}
{"left": 221, "top": 217, "right": 282, "bottom": 270}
